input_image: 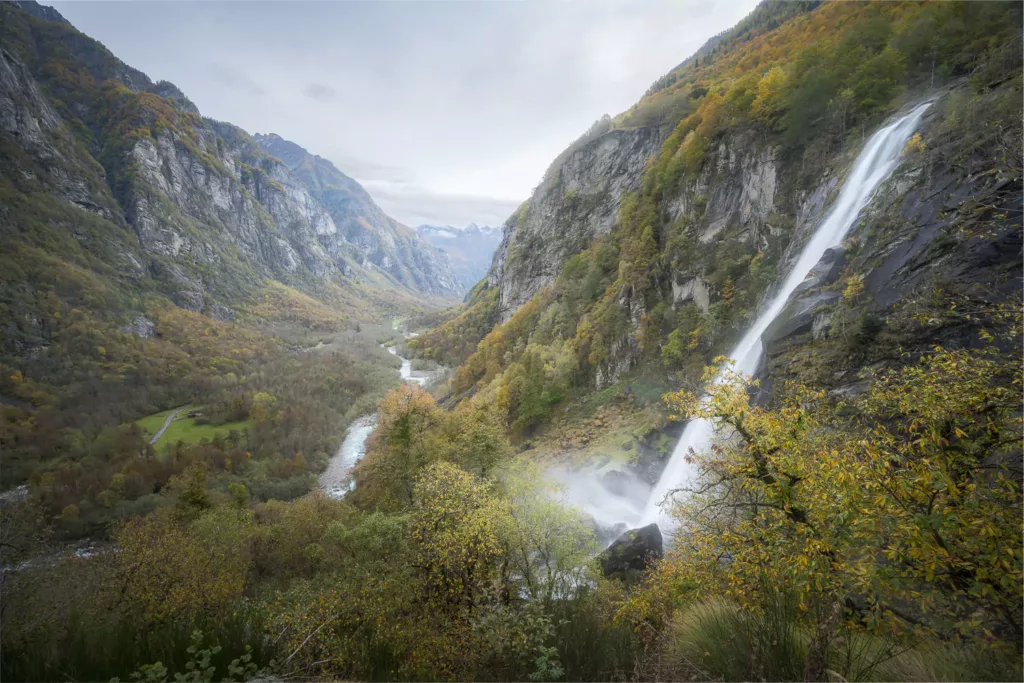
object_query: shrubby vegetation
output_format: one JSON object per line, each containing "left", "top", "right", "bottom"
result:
{"left": 2, "top": 384, "right": 638, "bottom": 682}
{"left": 621, "top": 300, "right": 1022, "bottom": 681}
{"left": 2, "top": 2, "right": 1022, "bottom": 682}
{"left": 4, "top": 293, "right": 1018, "bottom": 682}
{"left": 413, "top": 0, "right": 1021, "bottom": 446}
{"left": 405, "top": 287, "right": 500, "bottom": 369}
{"left": 1, "top": 302, "right": 403, "bottom": 538}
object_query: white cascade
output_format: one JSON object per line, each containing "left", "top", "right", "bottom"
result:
{"left": 641, "top": 102, "right": 932, "bottom": 530}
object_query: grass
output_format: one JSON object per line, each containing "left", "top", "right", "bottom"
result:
{"left": 1, "top": 604, "right": 274, "bottom": 683}
{"left": 661, "top": 598, "right": 1024, "bottom": 682}
{"left": 136, "top": 407, "right": 253, "bottom": 449}
{"left": 135, "top": 405, "right": 188, "bottom": 436}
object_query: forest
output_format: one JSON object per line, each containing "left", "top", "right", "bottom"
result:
{"left": 3, "top": 298, "right": 1019, "bottom": 682}
{"left": 1, "top": 1, "right": 1022, "bottom": 682}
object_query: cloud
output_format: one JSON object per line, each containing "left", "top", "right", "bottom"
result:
{"left": 360, "top": 179, "right": 520, "bottom": 229}
{"left": 210, "top": 64, "right": 263, "bottom": 96}
{"left": 303, "top": 83, "right": 337, "bottom": 102}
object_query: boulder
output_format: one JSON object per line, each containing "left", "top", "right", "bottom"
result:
{"left": 120, "top": 315, "right": 156, "bottom": 338}
{"left": 599, "top": 523, "right": 663, "bottom": 581}
{"left": 208, "top": 303, "right": 236, "bottom": 322}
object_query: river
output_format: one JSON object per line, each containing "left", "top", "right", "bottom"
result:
{"left": 319, "top": 343, "right": 439, "bottom": 498}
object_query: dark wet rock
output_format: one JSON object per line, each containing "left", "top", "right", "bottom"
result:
{"left": 629, "top": 421, "right": 684, "bottom": 486}
{"left": 593, "top": 520, "right": 629, "bottom": 548}
{"left": 792, "top": 246, "right": 847, "bottom": 295}
{"left": 750, "top": 368, "right": 774, "bottom": 407}
{"left": 600, "top": 523, "right": 663, "bottom": 581}
{"left": 762, "top": 291, "right": 840, "bottom": 355}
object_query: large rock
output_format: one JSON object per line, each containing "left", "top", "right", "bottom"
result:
{"left": 792, "top": 246, "right": 847, "bottom": 296}
{"left": 762, "top": 291, "right": 841, "bottom": 355}
{"left": 599, "top": 523, "right": 663, "bottom": 581}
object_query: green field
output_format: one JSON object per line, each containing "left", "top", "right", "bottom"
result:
{"left": 135, "top": 406, "right": 188, "bottom": 437}
{"left": 136, "top": 406, "right": 253, "bottom": 449}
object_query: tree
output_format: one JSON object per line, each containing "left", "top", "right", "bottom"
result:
{"left": 411, "top": 461, "right": 507, "bottom": 608}
{"left": 656, "top": 333, "right": 1022, "bottom": 666}
{"left": 444, "top": 405, "right": 512, "bottom": 477}
{"left": 249, "top": 391, "right": 275, "bottom": 423}
{"left": 851, "top": 48, "right": 907, "bottom": 117}
{"left": 112, "top": 507, "right": 254, "bottom": 624}
{"left": 829, "top": 87, "right": 855, "bottom": 146}
{"left": 354, "top": 384, "right": 443, "bottom": 509}
{"left": 781, "top": 65, "right": 839, "bottom": 146}
{"left": 500, "top": 459, "right": 597, "bottom": 605}
{"left": 751, "top": 66, "right": 788, "bottom": 127}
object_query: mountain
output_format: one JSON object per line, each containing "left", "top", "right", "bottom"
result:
{"left": 411, "top": 0, "right": 1022, "bottom": 406}
{"left": 2, "top": 2, "right": 1022, "bottom": 681}
{"left": 0, "top": 0, "right": 456, "bottom": 487}
{"left": 254, "top": 133, "right": 461, "bottom": 297}
{"left": 416, "top": 223, "right": 502, "bottom": 292}
{"left": 0, "top": 0, "right": 458, "bottom": 327}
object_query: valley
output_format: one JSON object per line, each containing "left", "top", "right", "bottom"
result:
{"left": 1, "top": 1, "right": 1021, "bottom": 682}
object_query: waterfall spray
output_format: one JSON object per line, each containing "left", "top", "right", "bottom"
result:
{"left": 640, "top": 102, "right": 932, "bottom": 531}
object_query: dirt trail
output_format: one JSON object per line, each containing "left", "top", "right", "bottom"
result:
{"left": 149, "top": 407, "right": 187, "bottom": 445}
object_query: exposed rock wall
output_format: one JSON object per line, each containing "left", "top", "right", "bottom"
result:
{"left": 481, "top": 90, "right": 1021, "bottom": 392}
{"left": 488, "top": 127, "right": 663, "bottom": 321}
{"left": 254, "top": 133, "right": 461, "bottom": 297}
{"left": 0, "top": 1, "right": 460, "bottom": 317}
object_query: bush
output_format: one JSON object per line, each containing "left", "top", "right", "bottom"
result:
{"left": 664, "top": 598, "right": 805, "bottom": 682}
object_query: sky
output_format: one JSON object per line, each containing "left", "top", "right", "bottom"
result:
{"left": 52, "top": 0, "right": 759, "bottom": 229}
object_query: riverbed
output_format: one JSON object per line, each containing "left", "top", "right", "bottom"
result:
{"left": 319, "top": 345, "right": 441, "bottom": 498}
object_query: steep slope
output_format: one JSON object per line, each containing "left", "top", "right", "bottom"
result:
{"left": 488, "top": 121, "right": 663, "bottom": 321}
{"left": 0, "top": 1, "right": 450, "bottom": 488}
{"left": 417, "top": 223, "right": 502, "bottom": 292}
{"left": 0, "top": 1, "right": 455, "bottom": 316}
{"left": 415, "top": 0, "right": 1022, "bottom": 437}
{"left": 1, "top": 4, "right": 319, "bottom": 310}
{"left": 254, "top": 133, "right": 461, "bottom": 297}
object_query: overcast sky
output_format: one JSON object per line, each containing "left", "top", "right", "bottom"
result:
{"left": 52, "top": 0, "right": 758, "bottom": 228}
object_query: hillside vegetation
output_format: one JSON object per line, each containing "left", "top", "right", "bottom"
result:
{"left": 0, "top": 2, "right": 1021, "bottom": 682}
{"left": 415, "top": 0, "right": 1020, "bottom": 435}
{"left": 0, "top": 0, "right": 450, "bottom": 534}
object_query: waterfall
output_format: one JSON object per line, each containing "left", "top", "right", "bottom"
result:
{"left": 640, "top": 102, "right": 932, "bottom": 530}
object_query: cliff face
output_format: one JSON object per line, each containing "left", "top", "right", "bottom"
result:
{"left": 482, "top": 93, "right": 1020, "bottom": 391}
{"left": 0, "top": 0, "right": 458, "bottom": 327}
{"left": 119, "top": 118, "right": 346, "bottom": 311}
{"left": 488, "top": 126, "right": 663, "bottom": 321}
{"left": 254, "top": 133, "right": 461, "bottom": 297}
{"left": 433, "top": 0, "right": 1021, "bottom": 427}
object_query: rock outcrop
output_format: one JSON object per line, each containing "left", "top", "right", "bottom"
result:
{"left": 488, "top": 126, "right": 663, "bottom": 321}
{"left": 599, "top": 523, "right": 663, "bottom": 581}
{"left": 255, "top": 133, "right": 461, "bottom": 297}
